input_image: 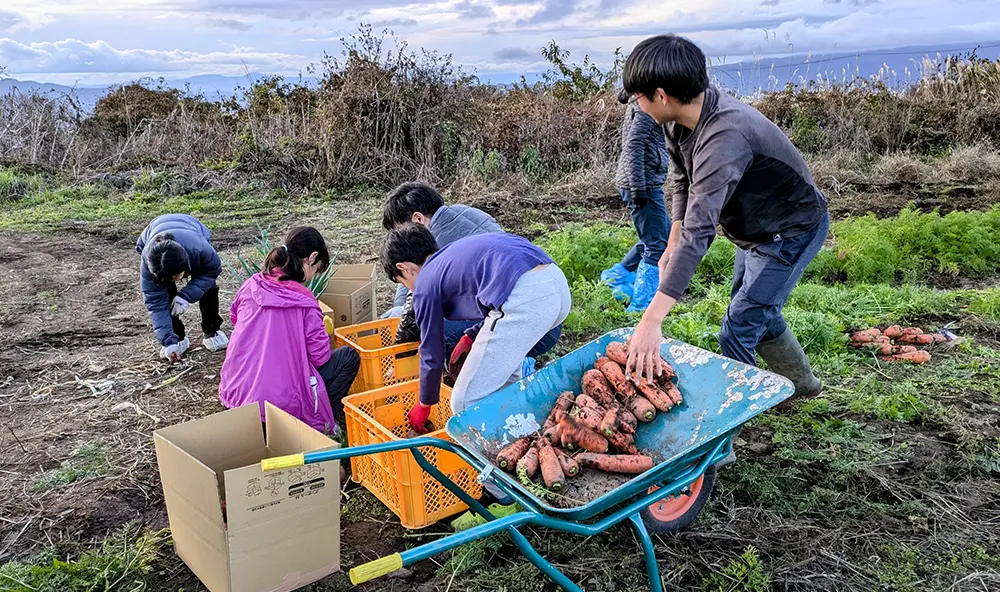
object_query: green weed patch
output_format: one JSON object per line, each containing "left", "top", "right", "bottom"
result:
{"left": 31, "top": 443, "right": 109, "bottom": 492}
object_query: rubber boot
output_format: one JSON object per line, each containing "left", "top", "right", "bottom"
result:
{"left": 755, "top": 329, "right": 822, "bottom": 408}
{"left": 600, "top": 263, "right": 635, "bottom": 303}
{"left": 625, "top": 261, "right": 659, "bottom": 313}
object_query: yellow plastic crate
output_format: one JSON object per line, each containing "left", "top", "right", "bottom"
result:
{"left": 343, "top": 380, "right": 482, "bottom": 529}
{"left": 335, "top": 318, "right": 420, "bottom": 394}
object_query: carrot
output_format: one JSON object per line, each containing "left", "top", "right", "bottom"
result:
{"left": 575, "top": 453, "right": 654, "bottom": 474}
{"left": 898, "top": 333, "right": 934, "bottom": 345}
{"left": 618, "top": 409, "right": 638, "bottom": 432}
{"left": 850, "top": 328, "right": 882, "bottom": 344}
{"left": 573, "top": 405, "right": 605, "bottom": 433}
{"left": 599, "top": 408, "right": 619, "bottom": 437}
{"left": 636, "top": 379, "right": 674, "bottom": 413}
{"left": 597, "top": 359, "right": 637, "bottom": 398}
{"left": 497, "top": 437, "right": 533, "bottom": 471}
{"left": 621, "top": 393, "right": 656, "bottom": 423}
{"left": 553, "top": 448, "right": 580, "bottom": 477}
{"left": 575, "top": 394, "right": 604, "bottom": 412}
{"left": 543, "top": 392, "right": 575, "bottom": 429}
{"left": 605, "top": 341, "right": 629, "bottom": 366}
{"left": 582, "top": 370, "right": 618, "bottom": 408}
{"left": 537, "top": 443, "right": 565, "bottom": 491}
{"left": 893, "top": 345, "right": 918, "bottom": 354}
{"left": 664, "top": 385, "right": 683, "bottom": 406}
{"left": 877, "top": 342, "right": 894, "bottom": 356}
{"left": 605, "top": 429, "right": 638, "bottom": 455}
{"left": 931, "top": 333, "right": 948, "bottom": 344}
{"left": 889, "top": 350, "right": 931, "bottom": 364}
{"left": 517, "top": 446, "right": 540, "bottom": 478}
{"left": 883, "top": 325, "right": 903, "bottom": 339}
{"left": 557, "top": 416, "right": 609, "bottom": 453}
{"left": 901, "top": 327, "right": 923, "bottom": 336}
{"left": 542, "top": 425, "right": 561, "bottom": 444}
{"left": 595, "top": 356, "right": 611, "bottom": 370}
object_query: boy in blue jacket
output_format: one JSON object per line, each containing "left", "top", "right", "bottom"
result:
{"left": 137, "top": 214, "right": 229, "bottom": 362}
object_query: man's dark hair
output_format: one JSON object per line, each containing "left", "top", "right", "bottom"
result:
{"left": 381, "top": 182, "right": 446, "bottom": 230}
{"left": 146, "top": 233, "right": 190, "bottom": 283}
{"left": 622, "top": 35, "right": 708, "bottom": 104}
{"left": 381, "top": 223, "right": 439, "bottom": 282}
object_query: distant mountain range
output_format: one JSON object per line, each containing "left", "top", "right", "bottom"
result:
{"left": 3, "top": 40, "right": 998, "bottom": 111}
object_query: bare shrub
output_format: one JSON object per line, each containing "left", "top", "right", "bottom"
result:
{"left": 941, "top": 145, "right": 1000, "bottom": 182}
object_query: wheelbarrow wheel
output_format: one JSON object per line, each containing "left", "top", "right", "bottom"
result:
{"left": 640, "top": 466, "right": 716, "bottom": 533}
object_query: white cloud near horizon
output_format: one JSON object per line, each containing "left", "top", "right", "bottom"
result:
{"left": 0, "top": 0, "right": 997, "bottom": 84}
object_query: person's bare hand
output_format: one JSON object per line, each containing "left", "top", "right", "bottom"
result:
{"left": 626, "top": 319, "right": 663, "bottom": 385}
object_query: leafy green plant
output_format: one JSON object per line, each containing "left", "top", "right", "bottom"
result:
{"left": 468, "top": 148, "right": 503, "bottom": 180}
{"left": 520, "top": 144, "right": 546, "bottom": 181}
{"left": 700, "top": 545, "right": 772, "bottom": 592}
{"left": 0, "top": 523, "right": 166, "bottom": 591}
{"left": 226, "top": 224, "right": 335, "bottom": 298}
{"left": 535, "top": 223, "right": 636, "bottom": 285}
{"left": 0, "top": 169, "right": 45, "bottom": 202}
{"left": 31, "top": 443, "right": 108, "bottom": 492}
{"left": 840, "top": 374, "right": 930, "bottom": 422}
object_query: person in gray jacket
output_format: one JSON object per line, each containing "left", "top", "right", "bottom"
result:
{"left": 137, "top": 213, "right": 229, "bottom": 362}
{"left": 602, "top": 88, "right": 671, "bottom": 313}
{"left": 622, "top": 35, "right": 828, "bottom": 407}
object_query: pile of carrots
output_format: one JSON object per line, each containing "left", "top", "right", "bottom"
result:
{"left": 494, "top": 341, "right": 683, "bottom": 495}
{"left": 849, "top": 325, "right": 947, "bottom": 364}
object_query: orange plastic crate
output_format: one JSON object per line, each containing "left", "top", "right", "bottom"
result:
{"left": 334, "top": 318, "right": 420, "bottom": 394}
{"left": 343, "top": 380, "right": 482, "bottom": 529}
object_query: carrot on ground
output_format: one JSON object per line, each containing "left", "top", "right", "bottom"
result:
{"left": 902, "top": 327, "right": 923, "bottom": 336}
{"left": 575, "top": 453, "right": 654, "bottom": 474}
{"left": 636, "top": 379, "right": 674, "bottom": 413}
{"left": 884, "top": 325, "right": 903, "bottom": 339}
{"left": 497, "top": 437, "right": 532, "bottom": 471}
{"left": 606, "top": 341, "right": 629, "bottom": 366}
{"left": 517, "top": 446, "right": 540, "bottom": 478}
{"left": 889, "top": 350, "right": 931, "bottom": 364}
{"left": 850, "top": 328, "right": 882, "bottom": 344}
{"left": 553, "top": 448, "right": 580, "bottom": 477}
{"left": 537, "top": 444, "right": 565, "bottom": 491}
{"left": 557, "top": 415, "right": 609, "bottom": 453}
{"left": 899, "top": 333, "right": 934, "bottom": 345}
{"left": 931, "top": 333, "right": 948, "bottom": 344}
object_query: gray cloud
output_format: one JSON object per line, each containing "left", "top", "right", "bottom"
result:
{"left": 762, "top": 0, "right": 780, "bottom": 5}
{"left": 453, "top": 1, "right": 495, "bottom": 18}
{"left": 371, "top": 18, "right": 418, "bottom": 27}
{"left": 517, "top": 0, "right": 581, "bottom": 25}
{"left": 492, "top": 46, "right": 534, "bottom": 61}
{"left": 206, "top": 17, "right": 252, "bottom": 31}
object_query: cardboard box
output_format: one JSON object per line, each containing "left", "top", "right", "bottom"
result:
{"left": 319, "top": 264, "right": 377, "bottom": 327}
{"left": 153, "top": 403, "right": 341, "bottom": 592}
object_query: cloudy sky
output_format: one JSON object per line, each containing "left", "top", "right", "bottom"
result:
{"left": 1, "top": 0, "right": 998, "bottom": 85}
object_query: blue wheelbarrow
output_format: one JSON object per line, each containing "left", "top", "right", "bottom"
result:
{"left": 261, "top": 328, "right": 794, "bottom": 591}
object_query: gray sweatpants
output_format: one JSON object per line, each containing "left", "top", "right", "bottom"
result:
{"left": 451, "top": 264, "right": 571, "bottom": 413}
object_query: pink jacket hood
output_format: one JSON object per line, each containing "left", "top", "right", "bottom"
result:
{"left": 219, "top": 273, "right": 336, "bottom": 433}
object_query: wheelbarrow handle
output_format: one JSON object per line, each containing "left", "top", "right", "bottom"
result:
{"left": 260, "top": 436, "right": 460, "bottom": 471}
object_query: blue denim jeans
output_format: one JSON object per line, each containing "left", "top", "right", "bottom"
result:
{"left": 619, "top": 187, "right": 671, "bottom": 270}
{"left": 719, "top": 212, "right": 830, "bottom": 366}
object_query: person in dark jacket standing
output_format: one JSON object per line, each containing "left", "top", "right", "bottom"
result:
{"left": 601, "top": 88, "right": 671, "bottom": 313}
{"left": 137, "top": 213, "right": 229, "bottom": 362}
{"left": 622, "top": 35, "right": 829, "bottom": 406}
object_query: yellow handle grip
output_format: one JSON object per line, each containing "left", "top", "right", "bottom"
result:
{"left": 260, "top": 453, "right": 305, "bottom": 472}
{"left": 349, "top": 553, "right": 403, "bottom": 584}
{"left": 323, "top": 316, "right": 335, "bottom": 336}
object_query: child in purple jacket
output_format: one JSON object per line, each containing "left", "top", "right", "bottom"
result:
{"left": 219, "top": 227, "right": 360, "bottom": 434}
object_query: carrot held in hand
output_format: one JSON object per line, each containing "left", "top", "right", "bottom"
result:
{"left": 575, "top": 453, "right": 654, "bottom": 474}
{"left": 517, "top": 446, "right": 540, "bottom": 478}
{"left": 497, "top": 437, "right": 532, "bottom": 471}
{"left": 538, "top": 443, "right": 565, "bottom": 491}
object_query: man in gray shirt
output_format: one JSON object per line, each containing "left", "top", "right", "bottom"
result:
{"left": 622, "top": 35, "right": 829, "bottom": 405}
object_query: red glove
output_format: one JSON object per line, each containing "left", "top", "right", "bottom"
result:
{"left": 408, "top": 403, "right": 432, "bottom": 435}
{"left": 447, "top": 334, "right": 474, "bottom": 380}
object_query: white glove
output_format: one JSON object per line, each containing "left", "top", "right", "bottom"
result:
{"left": 171, "top": 297, "right": 190, "bottom": 317}
{"left": 161, "top": 343, "right": 182, "bottom": 362}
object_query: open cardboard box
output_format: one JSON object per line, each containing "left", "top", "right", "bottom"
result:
{"left": 153, "top": 403, "right": 341, "bottom": 592}
{"left": 318, "top": 264, "right": 377, "bottom": 327}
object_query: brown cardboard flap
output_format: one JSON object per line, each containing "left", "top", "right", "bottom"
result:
{"left": 155, "top": 405, "right": 267, "bottom": 496}
{"left": 153, "top": 432, "right": 230, "bottom": 592}
{"left": 264, "top": 402, "right": 342, "bottom": 456}
{"left": 325, "top": 264, "right": 376, "bottom": 282}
